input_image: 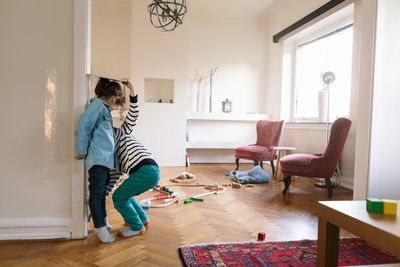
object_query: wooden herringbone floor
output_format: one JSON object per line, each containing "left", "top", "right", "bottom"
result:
{"left": 0, "top": 164, "right": 353, "bottom": 266}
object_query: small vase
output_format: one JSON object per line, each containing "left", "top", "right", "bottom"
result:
{"left": 198, "top": 82, "right": 209, "bottom": 113}
{"left": 189, "top": 84, "right": 197, "bottom": 113}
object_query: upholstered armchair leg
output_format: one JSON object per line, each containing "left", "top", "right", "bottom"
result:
{"left": 282, "top": 175, "right": 292, "bottom": 195}
{"left": 270, "top": 160, "right": 275, "bottom": 175}
{"left": 325, "top": 177, "right": 333, "bottom": 198}
{"left": 253, "top": 161, "right": 258, "bottom": 166}
{"left": 235, "top": 158, "right": 240, "bottom": 170}
{"left": 260, "top": 161, "right": 263, "bottom": 169}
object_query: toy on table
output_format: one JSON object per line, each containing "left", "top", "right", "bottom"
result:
{"left": 383, "top": 199, "right": 397, "bottom": 215}
{"left": 366, "top": 198, "right": 397, "bottom": 215}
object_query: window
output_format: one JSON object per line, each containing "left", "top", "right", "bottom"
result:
{"left": 281, "top": 6, "right": 354, "bottom": 123}
{"left": 294, "top": 25, "right": 353, "bottom": 122}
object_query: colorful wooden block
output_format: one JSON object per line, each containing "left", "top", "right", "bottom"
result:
{"left": 366, "top": 198, "right": 383, "bottom": 213}
{"left": 383, "top": 199, "right": 397, "bottom": 216}
{"left": 191, "top": 197, "right": 204, "bottom": 202}
{"left": 257, "top": 232, "right": 266, "bottom": 241}
{"left": 183, "top": 199, "right": 192, "bottom": 204}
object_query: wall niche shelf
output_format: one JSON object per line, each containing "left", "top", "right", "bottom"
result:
{"left": 144, "top": 78, "right": 175, "bottom": 103}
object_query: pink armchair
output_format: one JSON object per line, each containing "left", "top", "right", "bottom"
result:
{"left": 280, "top": 117, "right": 352, "bottom": 198}
{"left": 235, "top": 120, "right": 284, "bottom": 173}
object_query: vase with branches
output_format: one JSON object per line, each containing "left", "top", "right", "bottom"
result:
{"left": 193, "top": 70, "right": 209, "bottom": 112}
{"left": 209, "top": 67, "right": 218, "bottom": 113}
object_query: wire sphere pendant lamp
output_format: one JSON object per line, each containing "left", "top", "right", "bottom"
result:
{"left": 147, "top": 0, "right": 187, "bottom": 32}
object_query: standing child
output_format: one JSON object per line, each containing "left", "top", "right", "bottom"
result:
{"left": 112, "top": 80, "right": 160, "bottom": 237}
{"left": 75, "top": 78, "right": 125, "bottom": 243}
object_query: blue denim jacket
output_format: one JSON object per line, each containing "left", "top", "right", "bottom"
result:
{"left": 75, "top": 98, "right": 115, "bottom": 171}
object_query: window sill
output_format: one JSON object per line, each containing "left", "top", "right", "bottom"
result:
{"left": 284, "top": 122, "right": 331, "bottom": 131}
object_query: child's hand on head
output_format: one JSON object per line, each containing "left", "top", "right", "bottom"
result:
{"left": 121, "top": 79, "right": 136, "bottom": 96}
{"left": 121, "top": 79, "right": 133, "bottom": 90}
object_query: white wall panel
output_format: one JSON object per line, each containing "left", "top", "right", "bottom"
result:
{"left": 0, "top": 0, "right": 84, "bottom": 239}
{"left": 91, "top": 0, "right": 131, "bottom": 78}
{"left": 130, "top": 0, "right": 187, "bottom": 166}
{"left": 368, "top": 0, "right": 400, "bottom": 199}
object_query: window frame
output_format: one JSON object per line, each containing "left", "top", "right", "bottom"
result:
{"left": 281, "top": 5, "right": 354, "bottom": 123}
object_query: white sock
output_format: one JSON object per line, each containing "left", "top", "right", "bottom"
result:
{"left": 119, "top": 227, "right": 145, "bottom": 237}
{"left": 94, "top": 226, "right": 115, "bottom": 243}
{"left": 143, "top": 218, "right": 150, "bottom": 226}
{"left": 105, "top": 216, "right": 112, "bottom": 230}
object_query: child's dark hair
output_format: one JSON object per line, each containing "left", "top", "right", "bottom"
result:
{"left": 95, "top": 78, "right": 125, "bottom": 105}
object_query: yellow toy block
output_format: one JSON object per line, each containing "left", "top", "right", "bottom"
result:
{"left": 382, "top": 199, "right": 398, "bottom": 216}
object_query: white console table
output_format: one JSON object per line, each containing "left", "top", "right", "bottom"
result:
{"left": 186, "top": 113, "right": 270, "bottom": 163}
{"left": 187, "top": 112, "right": 269, "bottom": 122}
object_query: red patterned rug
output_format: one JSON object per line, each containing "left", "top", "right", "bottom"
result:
{"left": 179, "top": 238, "right": 400, "bottom": 267}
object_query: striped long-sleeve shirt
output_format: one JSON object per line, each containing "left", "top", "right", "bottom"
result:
{"left": 114, "top": 95, "right": 157, "bottom": 175}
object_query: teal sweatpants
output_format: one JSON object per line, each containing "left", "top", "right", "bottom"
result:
{"left": 112, "top": 165, "right": 160, "bottom": 231}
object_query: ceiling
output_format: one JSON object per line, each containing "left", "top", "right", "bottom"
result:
{"left": 188, "top": 0, "right": 281, "bottom": 19}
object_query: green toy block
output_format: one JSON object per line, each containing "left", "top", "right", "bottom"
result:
{"left": 366, "top": 198, "right": 383, "bottom": 213}
{"left": 183, "top": 199, "right": 192, "bottom": 204}
{"left": 191, "top": 197, "right": 204, "bottom": 202}
{"left": 383, "top": 199, "right": 398, "bottom": 216}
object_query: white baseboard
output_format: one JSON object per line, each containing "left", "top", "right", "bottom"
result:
{"left": 334, "top": 175, "right": 354, "bottom": 190}
{"left": 0, "top": 217, "right": 72, "bottom": 240}
{"left": 190, "top": 156, "right": 240, "bottom": 163}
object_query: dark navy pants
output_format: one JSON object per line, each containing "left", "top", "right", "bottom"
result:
{"left": 88, "top": 165, "right": 110, "bottom": 228}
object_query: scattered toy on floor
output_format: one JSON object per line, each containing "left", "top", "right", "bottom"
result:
{"left": 224, "top": 170, "right": 237, "bottom": 176}
{"left": 205, "top": 183, "right": 220, "bottom": 190}
{"left": 140, "top": 192, "right": 180, "bottom": 208}
{"left": 257, "top": 232, "right": 266, "bottom": 241}
{"left": 140, "top": 186, "right": 227, "bottom": 208}
{"left": 169, "top": 171, "right": 197, "bottom": 183}
{"left": 231, "top": 182, "right": 241, "bottom": 189}
{"left": 154, "top": 185, "right": 174, "bottom": 195}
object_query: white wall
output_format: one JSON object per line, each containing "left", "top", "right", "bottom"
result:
{"left": 367, "top": 0, "right": 400, "bottom": 199}
{"left": 187, "top": 15, "right": 269, "bottom": 114}
{"left": 184, "top": 1, "right": 359, "bottom": 176}
{"left": 184, "top": 10, "right": 272, "bottom": 164}
{"left": 0, "top": 0, "right": 87, "bottom": 239}
{"left": 264, "top": 0, "right": 331, "bottom": 120}
{"left": 352, "top": 0, "right": 377, "bottom": 199}
{"left": 127, "top": 1, "right": 272, "bottom": 166}
{"left": 91, "top": 0, "right": 131, "bottom": 78}
{"left": 130, "top": 0, "right": 187, "bottom": 166}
